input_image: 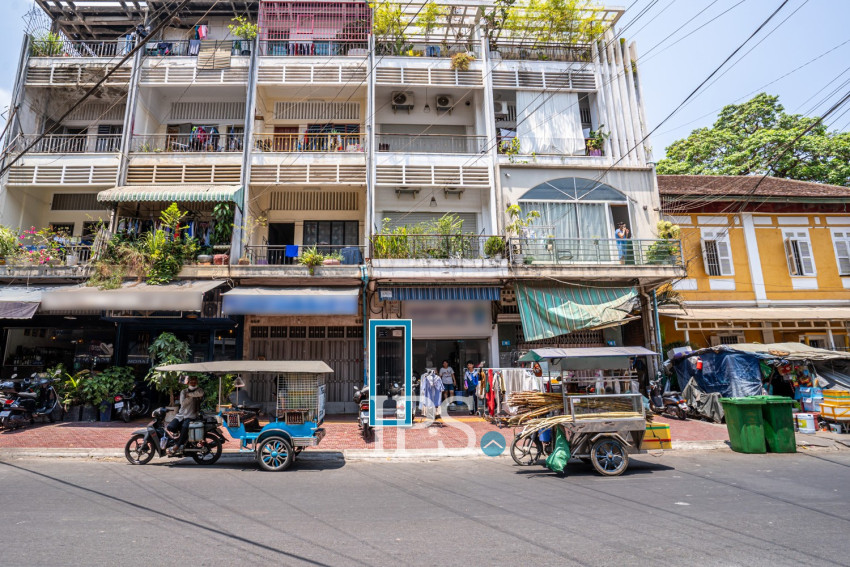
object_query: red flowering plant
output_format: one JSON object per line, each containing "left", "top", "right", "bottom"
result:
{"left": 19, "top": 226, "right": 68, "bottom": 265}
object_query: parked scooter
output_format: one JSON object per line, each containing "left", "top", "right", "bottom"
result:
{"left": 353, "top": 381, "right": 406, "bottom": 439}
{"left": 114, "top": 381, "right": 151, "bottom": 423}
{"left": 124, "top": 408, "right": 227, "bottom": 465}
{"left": 353, "top": 384, "right": 372, "bottom": 439}
{"left": 0, "top": 373, "right": 60, "bottom": 430}
{"left": 649, "top": 378, "right": 688, "bottom": 420}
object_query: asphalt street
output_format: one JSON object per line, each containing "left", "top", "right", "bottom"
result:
{"left": 1, "top": 451, "right": 848, "bottom": 567}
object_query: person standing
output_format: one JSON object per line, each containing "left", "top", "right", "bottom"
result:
{"left": 615, "top": 221, "right": 631, "bottom": 263}
{"left": 463, "top": 361, "right": 479, "bottom": 415}
{"left": 439, "top": 360, "right": 456, "bottom": 405}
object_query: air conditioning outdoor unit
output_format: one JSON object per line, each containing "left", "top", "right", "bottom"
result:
{"left": 435, "top": 94, "right": 454, "bottom": 112}
{"left": 493, "top": 101, "right": 509, "bottom": 118}
{"left": 391, "top": 91, "right": 414, "bottom": 112}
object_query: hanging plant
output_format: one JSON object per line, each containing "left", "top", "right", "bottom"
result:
{"left": 450, "top": 52, "right": 474, "bottom": 71}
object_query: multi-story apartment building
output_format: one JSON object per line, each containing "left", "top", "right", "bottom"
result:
{"left": 659, "top": 175, "right": 850, "bottom": 352}
{"left": 0, "top": 1, "right": 683, "bottom": 412}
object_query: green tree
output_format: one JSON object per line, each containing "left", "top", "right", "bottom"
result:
{"left": 657, "top": 93, "right": 850, "bottom": 186}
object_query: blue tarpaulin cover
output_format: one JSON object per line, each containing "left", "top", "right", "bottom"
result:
{"left": 671, "top": 348, "right": 763, "bottom": 398}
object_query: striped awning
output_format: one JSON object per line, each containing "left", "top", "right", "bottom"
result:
{"left": 97, "top": 185, "right": 243, "bottom": 204}
{"left": 378, "top": 286, "right": 501, "bottom": 301}
{"left": 515, "top": 283, "right": 637, "bottom": 341}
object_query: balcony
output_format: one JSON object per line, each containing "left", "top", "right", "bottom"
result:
{"left": 376, "top": 133, "right": 486, "bottom": 154}
{"left": 143, "top": 40, "right": 248, "bottom": 57}
{"left": 258, "top": 40, "right": 368, "bottom": 57}
{"left": 491, "top": 42, "right": 591, "bottom": 63}
{"left": 369, "top": 234, "right": 508, "bottom": 281}
{"left": 1, "top": 244, "right": 95, "bottom": 280}
{"left": 507, "top": 237, "right": 686, "bottom": 283}
{"left": 31, "top": 39, "right": 127, "bottom": 58}
{"left": 374, "top": 41, "right": 480, "bottom": 59}
{"left": 253, "top": 132, "right": 364, "bottom": 153}
{"left": 12, "top": 134, "right": 122, "bottom": 154}
{"left": 130, "top": 133, "right": 244, "bottom": 153}
{"left": 498, "top": 138, "right": 604, "bottom": 160}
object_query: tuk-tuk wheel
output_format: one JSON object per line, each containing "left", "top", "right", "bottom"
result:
{"left": 590, "top": 437, "right": 629, "bottom": 477}
{"left": 257, "top": 436, "right": 293, "bottom": 472}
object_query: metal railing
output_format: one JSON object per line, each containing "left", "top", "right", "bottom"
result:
{"left": 15, "top": 243, "right": 95, "bottom": 266}
{"left": 374, "top": 42, "right": 480, "bottom": 58}
{"left": 130, "top": 133, "right": 244, "bottom": 153}
{"left": 253, "top": 132, "right": 364, "bottom": 153}
{"left": 371, "top": 234, "right": 503, "bottom": 260}
{"left": 508, "top": 237, "right": 684, "bottom": 266}
{"left": 491, "top": 42, "right": 591, "bottom": 63}
{"left": 498, "top": 138, "right": 605, "bottom": 157}
{"left": 245, "top": 245, "right": 366, "bottom": 266}
{"left": 376, "top": 133, "right": 487, "bottom": 154}
{"left": 30, "top": 39, "right": 127, "bottom": 58}
{"left": 144, "top": 39, "right": 249, "bottom": 57}
{"left": 15, "top": 134, "right": 122, "bottom": 154}
{"left": 258, "top": 40, "right": 368, "bottom": 57}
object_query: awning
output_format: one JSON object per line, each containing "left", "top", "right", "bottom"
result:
{"left": 156, "top": 360, "right": 334, "bottom": 374}
{"left": 378, "top": 287, "right": 501, "bottom": 301}
{"left": 0, "top": 285, "right": 86, "bottom": 319}
{"left": 222, "top": 287, "right": 360, "bottom": 316}
{"left": 519, "top": 346, "right": 657, "bottom": 371}
{"left": 515, "top": 283, "right": 637, "bottom": 341}
{"left": 97, "top": 185, "right": 243, "bottom": 204}
{"left": 660, "top": 306, "right": 850, "bottom": 321}
{"left": 40, "top": 280, "right": 225, "bottom": 312}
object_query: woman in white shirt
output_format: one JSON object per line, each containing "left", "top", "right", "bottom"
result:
{"left": 439, "top": 360, "right": 456, "bottom": 404}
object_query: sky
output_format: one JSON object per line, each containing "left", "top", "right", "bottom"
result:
{"left": 0, "top": 0, "right": 847, "bottom": 157}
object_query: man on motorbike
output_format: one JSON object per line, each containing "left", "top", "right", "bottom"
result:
{"left": 165, "top": 375, "right": 205, "bottom": 452}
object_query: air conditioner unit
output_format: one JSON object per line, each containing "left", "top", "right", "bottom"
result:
{"left": 435, "top": 94, "right": 453, "bottom": 112}
{"left": 391, "top": 91, "right": 414, "bottom": 112}
{"left": 493, "top": 101, "right": 509, "bottom": 118}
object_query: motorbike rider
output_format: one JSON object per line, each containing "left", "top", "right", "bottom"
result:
{"left": 165, "top": 375, "right": 205, "bottom": 452}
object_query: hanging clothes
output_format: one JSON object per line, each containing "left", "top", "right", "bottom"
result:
{"left": 485, "top": 369, "right": 496, "bottom": 416}
{"left": 197, "top": 25, "right": 208, "bottom": 40}
{"left": 420, "top": 371, "right": 444, "bottom": 421}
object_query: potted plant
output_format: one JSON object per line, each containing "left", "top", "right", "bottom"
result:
{"left": 484, "top": 235, "right": 505, "bottom": 259}
{"left": 31, "top": 31, "right": 63, "bottom": 56}
{"left": 450, "top": 51, "right": 474, "bottom": 71}
{"left": 322, "top": 251, "right": 342, "bottom": 266}
{"left": 299, "top": 246, "right": 325, "bottom": 275}
{"left": 228, "top": 15, "right": 259, "bottom": 55}
{"left": 586, "top": 125, "right": 609, "bottom": 156}
{"left": 0, "top": 226, "right": 20, "bottom": 265}
{"left": 211, "top": 202, "right": 234, "bottom": 253}
{"left": 83, "top": 366, "right": 135, "bottom": 422}
{"left": 504, "top": 205, "right": 540, "bottom": 264}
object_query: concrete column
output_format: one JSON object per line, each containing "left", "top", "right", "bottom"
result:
{"left": 591, "top": 39, "right": 617, "bottom": 162}
{"left": 232, "top": 35, "right": 260, "bottom": 261}
{"left": 640, "top": 291, "right": 660, "bottom": 376}
{"left": 620, "top": 41, "right": 645, "bottom": 164}
{"left": 366, "top": 34, "right": 376, "bottom": 239}
{"left": 117, "top": 46, "right": 145, "bottom": 187}
{"left": 481, "top": 34, "right": 500, "bottom": 233}
{"left": 604, "top": 38, "right": 629, "bottom": 161}
{"left": 741, "top": 213, "right": 768, "bottom": 305}
{"left": 612, "top": 40, "right": 637, "bottom": 165}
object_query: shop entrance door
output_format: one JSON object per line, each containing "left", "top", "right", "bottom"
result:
{"left": 413, "top": 339, "right": 488, "bottom": 377}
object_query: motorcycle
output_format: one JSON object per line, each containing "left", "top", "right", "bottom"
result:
{"left": 353, "top": 384, "right": 373, "bottom": 439}
{"left": 353, "top": 381, "right": 406, "bottom": 439}
{"left": 649, "top": 378, "right": 689, "bottom": 420}
{"left": 0, "top": 373, "right": 60, "bottom": 430}
{"left": 124, "top": 407, "right": 227, "bottom": 465}
{"left": 114, "top": 381, "right": 151, "bottom": 423}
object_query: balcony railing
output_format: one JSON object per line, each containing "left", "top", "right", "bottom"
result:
{"left": 491, "top": 42, "right": 591, "bottom": 63}
{"left": 30, "top": 39, "right": 127, "bottom": 58}
{"left": 245, "top": 245, "right": 366, "bottom": 265}
{"left": 374, "top": 42, "right": 481, "bottom": 58}
{"left": 508, "top": 237, "right": 684, "bottom": 267}
{"left": 15, "top": 134, "right": 122, "bottom": 154}
{"left": 253, "top": 132, "right": 364, "bottom": 153}
{"left": 376, "top": 133, "right": 486, "bottom": 154}
{"left": 130, "top": 133, "right": 244, "bottom": 153}
{"left": 144, "top": 40, "right": 249, "bottom": 57}
{"left": 371, "top": 234, "right": 503, "bottom": 260}
{"left": 498, "top": 138, "right": 605, "bottom": 157}
{"left": 258, "top": 40, "right": 369, "bottom": 57}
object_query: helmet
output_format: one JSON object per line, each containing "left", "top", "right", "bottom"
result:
{"left": 151, "top": 407, "right": 168, "bottom": 419}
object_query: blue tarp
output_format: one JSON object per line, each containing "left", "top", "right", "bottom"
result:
{"left": 671, "top": 348, "right": 763, "bottom": 398}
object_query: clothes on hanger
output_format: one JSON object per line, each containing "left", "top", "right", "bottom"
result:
{"left": 419, "top": 370, "right": 444, "bottom": 421}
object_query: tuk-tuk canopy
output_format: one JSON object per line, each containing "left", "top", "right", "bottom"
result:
{"left": 155, "top": 361, "right": 334, "bottom": 374}
{"left": 519, "top": 347, "right": 657, "bottom": 370}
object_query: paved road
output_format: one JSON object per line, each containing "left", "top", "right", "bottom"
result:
{"left": 1, "top": 451, "right": 848, "bottom": 566}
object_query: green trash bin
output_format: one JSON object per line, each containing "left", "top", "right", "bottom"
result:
{"left": 719, "top": 398, "right": 767, "bottom": 454}
{"left": 755, "top": 395, "right": 797, "bottom": 453}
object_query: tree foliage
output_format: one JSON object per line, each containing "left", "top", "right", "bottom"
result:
{"left": 657, "top": 93, "right": 850, "bottom": 186}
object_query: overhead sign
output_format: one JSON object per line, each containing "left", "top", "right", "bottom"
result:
{"left": 402, "top": 301, "right": 491, "bottom": 339}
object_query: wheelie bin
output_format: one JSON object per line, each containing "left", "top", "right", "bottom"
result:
{"left": 719, "top": 398, "right": 766, "bottom": 454}
{"left": 756, "top": 395, "right": 796, "bottom": 453}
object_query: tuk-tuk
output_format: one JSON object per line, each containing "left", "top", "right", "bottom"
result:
{"left": 156, "top": 360, "right": 331, "bottom": 471}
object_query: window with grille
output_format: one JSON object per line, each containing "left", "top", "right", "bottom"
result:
{"left": 250, "top": 326, "right": 269, "bottom": 338}
{"left": 290, "top": 326, "right": 307, "bottom": 338}
{"left": 783, "top": 230, "right": 815, "bottom": 276}
{"left": 700, "top": 228, "right": 733, "bottom": 276}
{"left": 303, "top": 221, "right": 359, "bottom": 248}
{"left": 831, "top": 230, "right": 850, "bottom": 275}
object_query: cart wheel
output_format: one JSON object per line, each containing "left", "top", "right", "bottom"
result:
{"left": 590, "top": 438, "right": 629, "bottom": 477}
{"left": 510, "top": 434, "right": 542, "bottom": 466}
{"left": 257, "top": 436, "right": 293, "bottom": 472}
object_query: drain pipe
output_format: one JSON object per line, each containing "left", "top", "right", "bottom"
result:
{"left": 361, "top": 264, "right": 369, "bottom": 387}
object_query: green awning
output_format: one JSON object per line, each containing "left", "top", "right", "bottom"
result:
{"left": 515, "top": 283, "right": 637, "bottom": 341}
{"left": 97, "top": 185, "right": 243, "bottom": 204}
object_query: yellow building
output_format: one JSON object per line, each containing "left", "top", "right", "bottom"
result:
{"left": 658, "top": 175, "right": 850, "bottom": 351}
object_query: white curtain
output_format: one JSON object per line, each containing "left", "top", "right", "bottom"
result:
{"left": 516, "top": 91, "right": 584, "bottom": 155}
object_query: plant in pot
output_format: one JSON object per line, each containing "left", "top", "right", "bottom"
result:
{"left": 586, "top": 125, "right": 609, "bottom": 156}
{"left": 60, "top": 369, "right": 91, "bottom": 421}
{"left": 211, "top": 202, "right": 234, "bottom": 253}
{"left": 450, "top": 51, "right": 474, "bottom": 71}
{"left": 145, "top": 332, "right": 192, "bottom": 409}
{"left": 322, "top": 251, "right": 343, "bottom": 266}
{"left": 0, "top": 226, "right": 20, "bottom": 265}
{"left": 298, "top": 246, "right": 326, "bottom": 275}
{"left": 83, "top": 366, "right": 135, "bottom": 422}
{"left": 228, "top": 15, "right": 258, "bottom": 55}
{"left": 504, "top": 204, "right": 540, "bottom": 264}
{"left": 484, "top": 235, "right": 505, "bottom": 260}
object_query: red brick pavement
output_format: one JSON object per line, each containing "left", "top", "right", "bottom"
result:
{"left": 0, "top": 411, "right": 728, "bottom": 451}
